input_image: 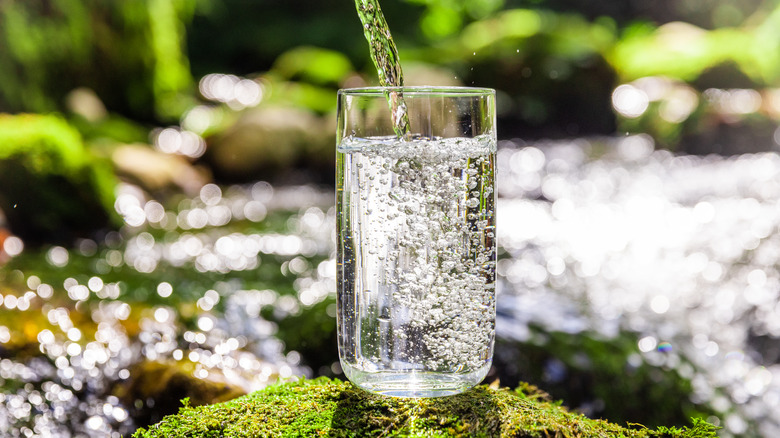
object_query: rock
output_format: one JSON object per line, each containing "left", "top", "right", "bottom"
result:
{"left": 112, "top": 144, "right": 210, "bottom": 196}
{"left": 114, "top": 360, "right": 246, "bottom": 431}
{"left": 132, "top": 377, "right": 717, "bottom": 437}
{"left": 65, "top": 87, "right": 109, "bottom": 123}
{"left": 204, "top": 106, "right": 332, "bottom": 183}
{"left": 0, "top": 114, "right": 119, "bottom": 245}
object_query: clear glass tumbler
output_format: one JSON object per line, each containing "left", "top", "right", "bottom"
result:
{"left": 336, "top": 87, "right": 496, "bottom": 397}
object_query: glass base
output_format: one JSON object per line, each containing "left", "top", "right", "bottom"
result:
{"left": 342, "top": 363, "right": 491, "bottom": 398}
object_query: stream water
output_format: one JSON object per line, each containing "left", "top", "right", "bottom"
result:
{"left": 2, "top": 135, "right": 780, "bottom": 436}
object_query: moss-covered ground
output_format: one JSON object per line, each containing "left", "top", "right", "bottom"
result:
{"left": 132, "top": 377, "right": 717, "bottom": 438}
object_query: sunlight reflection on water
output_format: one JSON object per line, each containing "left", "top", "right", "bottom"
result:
{"left": 0, "top": 184, "right": 334, "bottom": 437}
{"left": 2, "top": 136, "right": 780, "bottom": 436}
{"left": 496, "top": 136, "right": 780, "bottom": 436}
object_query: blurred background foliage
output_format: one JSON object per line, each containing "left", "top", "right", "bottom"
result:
{"left": 3, "top": 0, "right": 780, "bottom": 153}
{"left": 2, "top": 0, "right": 780, "bottom": 436}
{"left": 0, "top": 0, "right": 195, "bottom": 121}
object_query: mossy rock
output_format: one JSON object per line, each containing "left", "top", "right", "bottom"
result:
{"left": 133, "top": 377, "right": 717, "bottom": 437}
{"left": 204, "top": 105, "right": 332, "bottom": 184}
{"left": 113, "top": 360, "right": 247, "bottom": 429}
{"left": 0, "top": 113, "right": 119, "bottom": 244}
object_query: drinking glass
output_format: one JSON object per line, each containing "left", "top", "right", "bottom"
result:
{"left": 336, "top": 86, "right": 496, "bottom": 397}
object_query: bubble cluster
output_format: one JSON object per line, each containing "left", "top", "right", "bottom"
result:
{"left": 338, "top": 136, "right": 496, "bottom": 376}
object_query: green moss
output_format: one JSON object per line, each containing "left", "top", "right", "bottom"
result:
{"left": 133, "top": 377, "right": 717, "bottom": 438}
{"left": 0, "top": 113, "right": 119, "bottom": 244}
{"left": 0, "top": 113, "right": 87, "bottom": 172}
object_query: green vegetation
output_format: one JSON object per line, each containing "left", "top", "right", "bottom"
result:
{"left": 609, "top": 9, "right": 780, "bottom": 85}
{"left": 0, "top": 1, "right": 195, "bottom": 120}
{"left": 133, "top": 377, "right": 717, "bottom": 437}
{"left": 0, "top": 113, "right": 119, "bottom": 244}
{"left": 4, "top": 1, "right": 780, "bottom": 146}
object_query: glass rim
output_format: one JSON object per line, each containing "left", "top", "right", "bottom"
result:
{"left": 338, "top": 86, "right": 495, "bottom": 97}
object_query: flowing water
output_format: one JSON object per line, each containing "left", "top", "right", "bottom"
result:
{"left": 354, "top": 0, "right": 410, "bottom": 137}
{"left": 5, "top": 138, "right": 780, "bottom": 434}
